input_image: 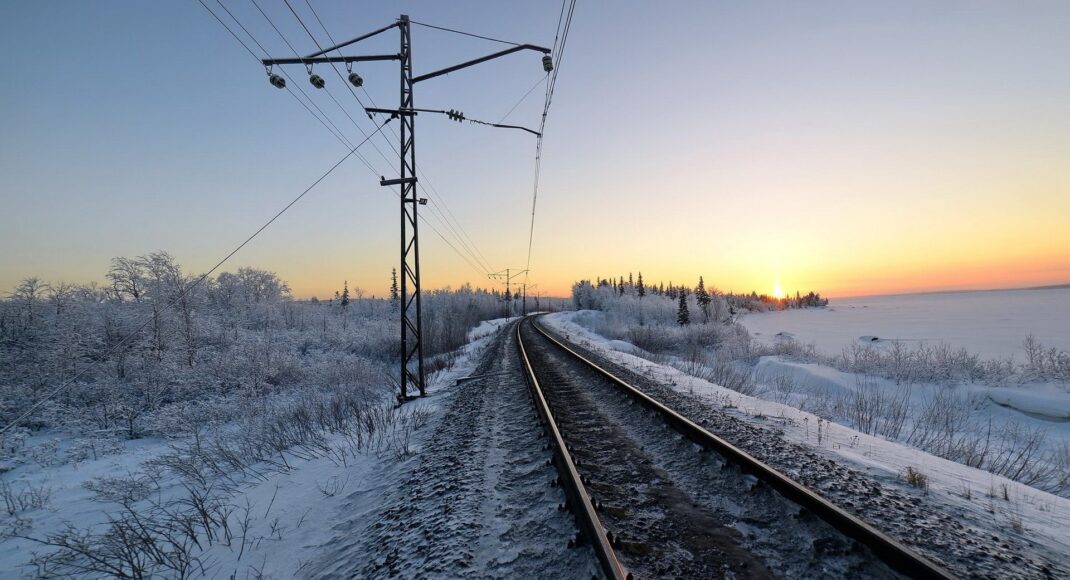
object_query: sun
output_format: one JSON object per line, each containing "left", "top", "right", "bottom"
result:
{"left": 773, "top": 282, "right": 786, "bottom": 299}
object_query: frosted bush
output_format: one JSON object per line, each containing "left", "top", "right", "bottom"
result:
{"left": 0, "top": 256, "right": 510, "bottom": 436}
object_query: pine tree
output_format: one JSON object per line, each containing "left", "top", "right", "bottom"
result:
{"left": 677, "top": 290, "right": 690, "bottom": 325}
{"left": 389, "top": 268, "right": 399, "bottom": 311}
{"left": 628, "top": 272, "right": 633, "bottom": 288}
{"left": 340, "top": 281, "right": 351, "bottom": 330}
{"left": 696, "top": 276, "right": 711, "bottom": 323}
{"left": 637, "top": 272, "right": 646, "bottom": 298}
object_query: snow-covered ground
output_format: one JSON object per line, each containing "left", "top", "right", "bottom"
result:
{"left": 739, "top": 288, "right": 1070, "bottom": 494}
{"left": 743, "top": 287, "right": 1070, "bottom": 359}
{"left": 544, "top": 311, "right": 1070, "bottom": 573}
{"left": 0, "top": 318, "right": 513, "bottom": 577}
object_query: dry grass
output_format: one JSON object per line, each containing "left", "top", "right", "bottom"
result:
{"left": 900, "top": 466, "right": 929, "bottom": 491}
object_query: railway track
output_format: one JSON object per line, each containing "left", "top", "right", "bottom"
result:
{"left": 516, "top": 315, "right": 954, "bottom": 579}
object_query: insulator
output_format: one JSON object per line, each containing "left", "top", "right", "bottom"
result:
{"left": 269, "top": 74, "right": 286, "bottom": 89}
{"left": 309, "top": 74, "right": 325, "bottom": 89}
{"left": 348, "top": 72, "right": 364, "bottom": 87}
{"left": 542, "top": 55, "right": 553, "bottom": 73}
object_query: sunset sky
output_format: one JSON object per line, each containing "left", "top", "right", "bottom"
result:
{"left": 2, "top": 1, "right": 1068, "bottom": 299}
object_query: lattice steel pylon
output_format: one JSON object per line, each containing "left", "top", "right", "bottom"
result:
{"left": 262, "top": 14, "right": 551, "bottom": 402}
{"left": 395, "top": 15, "right": 424, "bottom": 399}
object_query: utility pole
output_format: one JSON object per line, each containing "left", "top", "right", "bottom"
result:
{"left": 262, "top": 15, "right": 550, "bottom": 402}
{"left": 489, "top": 268, "right": 528, "bottom": 316}
{"left": 521, "top": 282, "right": 539, "bottom": 315}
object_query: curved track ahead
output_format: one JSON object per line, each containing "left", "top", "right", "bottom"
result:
{"left": 517, "top": 315, "right": 953, "bottom": 579}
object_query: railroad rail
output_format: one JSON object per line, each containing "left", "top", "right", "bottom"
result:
{"left": 516, "top": 317, "right": 630, "bottom": 579}
{"left": 516, "top": 315, "right": 954, "bottom": 580}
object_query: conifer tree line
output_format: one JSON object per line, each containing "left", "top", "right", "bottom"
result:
{"left": 573, "top": 271, "right": 828, "bottom": 322}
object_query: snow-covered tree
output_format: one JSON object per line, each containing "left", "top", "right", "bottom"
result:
{"left": 696, "top": 276, "right": 711, "bottom": 323}
{"left": 390, "top": 268, "right": 399, "bottom": 312}
{"left": 340, "top": 281, "right": 350, "bottom": 330}
{"left": 677, "top": 291, "right": 690, "bottom": 325}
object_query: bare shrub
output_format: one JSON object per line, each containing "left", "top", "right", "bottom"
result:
{"left": 849, "top": 377, "right": 881, "bottom": 435}
{"left": 1, "top": 480, "right": 52, "bottom": 515}
{"left": 658, "top": 346, "right": 761, "bottom": 397}
{"left": 765, "top": 374, "right": 798, "bottom": 405}
{"left": 845, "top": 377, "right": 910, "bottom": 440}
{"left": 877, "top": 384, "right": 910, "bottom": 440}
{"left": 65, "top": 437, "right": 124, "bottom": 463}
{"left": 316, "top": 475, "right": 349, "bottom": 497}
{"left": 83, "top": 474, "right": 158, "bottom": 505}
{"left": 708, "top": 362, "right": 759, "bottom": 396}
{"left": 19, "top": 492, "right": 217, "bottom": 578}
{"left": 906, "top": 388, "right": 975, "bottom": 455}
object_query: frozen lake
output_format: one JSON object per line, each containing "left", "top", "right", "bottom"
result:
{"left": 742, "top": 287, "right": 1070, "bottom": 360}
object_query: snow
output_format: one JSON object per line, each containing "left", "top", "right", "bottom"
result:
{"left": 988, "top": 385, "right": 1070, "bottom": 421}
{"left": 544, "top": 311, "right": 1070, "bottom": 566}
{"left": 0, "top": 317, "right": 514, "bottom": 577}
{"left": 0, "top": 435, "right": 176, "bottom": 568}
{"left": 606, "top": 339, "right": 639, "bottom": 353}
{"left": 742, "top": 288, "right": 1070, "bottom": 360}
{"left": 754, "top": 357, "right": 861, "bottom": 398}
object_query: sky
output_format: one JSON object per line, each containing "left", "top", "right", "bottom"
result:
{"left": 2, "top": 1, "right": 1069, "bottom": 299}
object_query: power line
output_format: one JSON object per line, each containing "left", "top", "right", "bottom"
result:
{"left": 235, "top": 0, "right": 491, "bottom": 279}
{"left": 210, "top": 1, "right": 491, "bottom": 281}
{"left": 199, "top": 0, "right": 348, "bottom": 147}
{"left": 0, "top": 119, "right": 393, "bottom": 437}
{"left": 498, "top": 75, "right": 547, "bottom": 124}
{"left": 202, "top": 2, "right": 511, "bottom": 403}
{"left": 289, "top": 1, "right": 497, "bottom": 276}
{"left": 246, "top": 0, "right": 361, "bottom": 151}
{"left": 211, "top": 0, "right": 355, "bottom": 149}
{"left": 283, "top": 1, "right": 495, "bottom": 277}
{"left": 523, "top": 0, "right": 576, "bottom": 289}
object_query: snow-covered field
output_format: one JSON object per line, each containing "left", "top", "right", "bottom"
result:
{"left": 0, "top": 318, "right": 510, "bottom": 577}
{"left": 743, "top": 287, "right": 1070, "bottom": 359}
{"left": 739, "top": 288, "right": 1070, "bottom": 493}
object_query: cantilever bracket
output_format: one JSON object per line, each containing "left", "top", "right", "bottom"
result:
{"left": 413, "top": 44, "right": 551, "bottom": 83}
{"left": 380, "top": 176, "right": 418, "bottom": 187}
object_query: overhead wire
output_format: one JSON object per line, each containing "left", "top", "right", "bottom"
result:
{"left": 497, "top": 75, "right": 548, "bottom": 124}
{"left": 409, "top": 20, "right": 521, "bottom": 46}
{"left": 246, "top": 0, "right": 361, "bottom": 151}
{"left": 227, "top": 0, "right": 492, "bottom": 279}
{"left": 211, "top": 0, "right": 488, "bottom": 281}
{"left": 205, "top": 0, "right": 350, "bottom": 147}
{"left": 523, "top": 0, "right": 575, "bottom": 290}
{"left": 290, "top": 1, "right": 496, "bottom": 276}
{"left": 301, "top": 5, "right": 499, "bottom": 276}
{"left": 284, "top": 0, "right": 495, "bottom": 276}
